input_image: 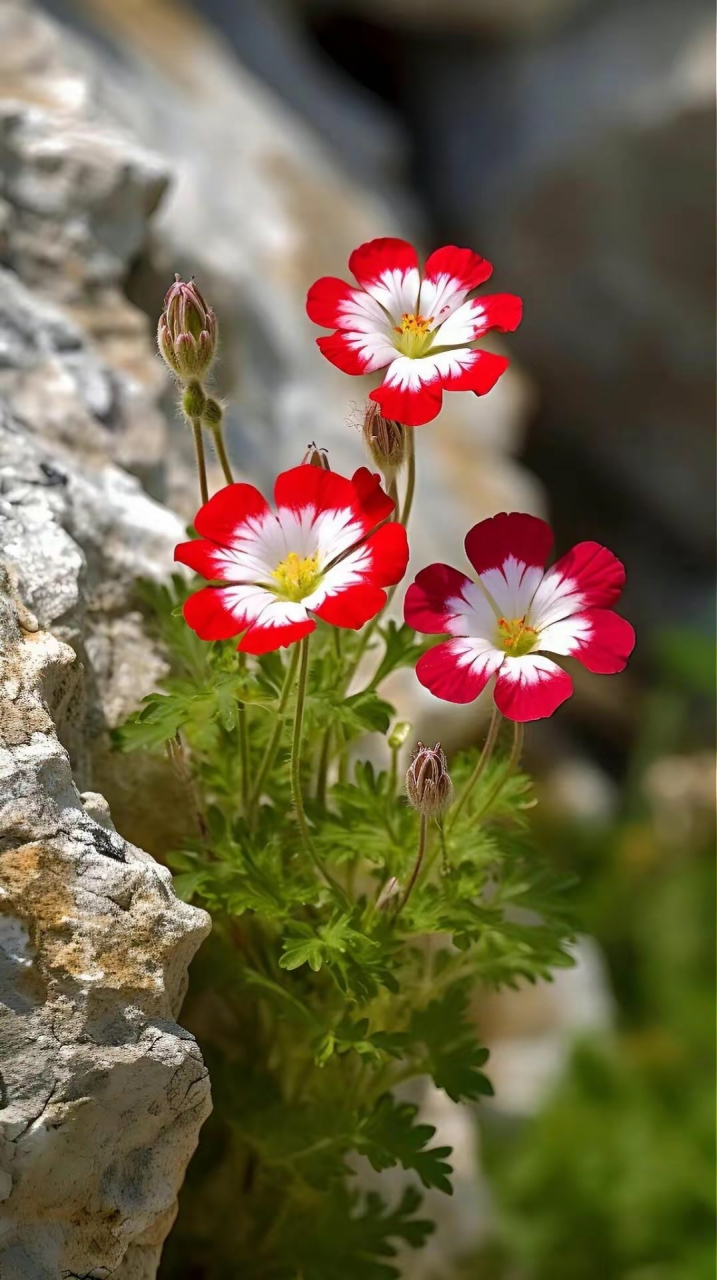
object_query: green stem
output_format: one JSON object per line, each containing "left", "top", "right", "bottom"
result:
{"left": 237, "top": 654, "right": 249, "bottom": 816}
{"left": 399, "top": 427, "right": 416, "bottom": 528}
{"left": 290, "top": 636, "right": 346, "bottom": 899}
{"left": 211, "top": 422, "right": 234, "bottom": 486}
{"left": 248, "top": 644, "right": 300, "bottom": 820}
{"left": 448, "top": 705, "right": 502, "bottom": 832}
{"left": 191, "top": 418, "right": 209, "bottom": 505}
{"left": 315, "top": 726, "right": 331, "bottom": 808}
{"left": 473, "top": 719, "right": 525, "bottom": 821}
{"left": 396, "top": 813, "right": 428, "bottom": 918}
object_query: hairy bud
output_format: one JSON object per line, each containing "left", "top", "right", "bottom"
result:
{"left": 376, "top": 876, "right": 401, "bottom": 910}
{"left": 362, "top": 401, "right": 406, "bottom": 477}
{"left": 388, "top": 720, "right": 412, "bottom": 750}
{"left": 406, "top": 742, "right": 453, "bottom": 817}
{"left": 301, "top": 442, "right": 331, "bottom": 470}
{"left": 158, "top": 275, "right": 218, "bottom": 381}
{"left": 203, "top": 397, "right": 223, "bottom": 429}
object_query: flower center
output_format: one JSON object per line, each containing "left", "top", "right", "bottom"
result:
{"left": 271, "top": 551, "right": 321, "bottom": 602}
{"left": 496, "top": 615, "right": 538, "bottom": 657}
{"left": 394, "top": 312, "right": 434, "bottom": 358}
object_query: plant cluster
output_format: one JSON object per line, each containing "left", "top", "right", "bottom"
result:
{"left": 120, "top": 238, "right": 635, "bottom": 1278}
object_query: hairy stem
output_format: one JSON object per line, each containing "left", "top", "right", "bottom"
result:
{"left": 448, "top": 705, "right": 502, "bottom": 831}
{"left": 399, "top": 427, "right": 416, "bottom": 527}
{"left": 474, "top": 719, "right": 525, "bottom": 820}
{"left": 248, "top": 643, "right": 300, "bottom": 820}
{"left": 237, "top": 654, "right": 250, "bottom": 815}
{"left": 191, "top": 418, "right": 209, "bottom": 505}
{"left": 396, "top": 813, "right": 428, "bottom": 917}
{"left": 290, "top": 636, "right": 346, "bottom": 898}
{"left": 210, "top": 420, "right": 234, "bottom": 486}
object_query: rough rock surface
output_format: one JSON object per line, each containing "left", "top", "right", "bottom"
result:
{"left": 0, "top": 575, "right": 211, "bottom": 1279}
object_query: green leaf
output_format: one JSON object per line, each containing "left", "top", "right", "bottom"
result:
{"left": 409, "top": 986, "right": 494, "bottom": 1103}
{"left": 357, "top": 1094, "right": 454, "bottom": 1195}
{"left": 369, "top": 621, "right": 432, "bottom": 689}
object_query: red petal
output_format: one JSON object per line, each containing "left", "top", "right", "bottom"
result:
{"left": 494, "top": 656, "right": 573, "bottom": 722}
{"left": 474, "top": 293, "right": 523, "bottom": 334}
{"left": 238, "top": 617, "right": 315, "bottom": 655}
{"left": 306, "top": 276, "right": 353, "bottom": 328}
{"left": 465, "top": 512, "right": 554, "bottom": 577}
{"left": 193, "top": 483, "right": 270, "bottom": 545}
{"left": 416, "top": 640, "right": 502, "bottom": 704}
{"left": 174, "top": 538, "right": 227, "bottom": 580}
{"left": 349, "top": 237, "right": 419, "bottom": 288}
{"left": 570, "top": 609, "right": 635, "bottom": 674}
{"left": 548, "top": 542, "right": 626, "bottom": 610}
{"left": 316, "top": 331, "right": 371, "bottom": 375}
{"left": 361, "top": 520, "right": 409, "bottom": 588}
{"left": 351, "top": 467, "right": 396, "bottom": 526}
{"left": 423, "top": 245, "right": 493, "bottom": 291}
{"left": 442, "top": 348, "right": 510, "bottom": 395}
{"left": 404, "top": 563, "right": 473, "bottom": 634}
{"left": 370, "top": 378, "right": 442, "bottom": 427}
{"left": 274, "top": 464, "right": 357, "bottom": 518}
{"left": 312, "top": 583, "right": 386, "bottom": 630}
{"left": 183, "top": 586, "right": 247, "bottom": 641}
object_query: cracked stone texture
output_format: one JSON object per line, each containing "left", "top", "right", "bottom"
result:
{"left": 0, "top": 577, "right": 212, "bottom": 1279}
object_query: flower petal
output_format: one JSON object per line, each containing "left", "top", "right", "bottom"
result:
{"left": 416, "top": 638, "right": 504, "bottom": 704}
{"left": 530, "top": 542, "right": 627, "bottom": 627}
{"left": 351, "top": 467, "right": 396, "bottom": 527}
{"left": 183, "top": 583, "right": 274, "bottom": 642}
{"left": 238, "top": 598, "right": 316, "bottom": 654}
{"left": 349, "top": 237, "right": 420, "bottom": 319}
{"left": 419, "top": 245, "right": 493, "bottom": 323}
{"left": 193, "top": 483, "right": 270, "bottom": 544}
{"left": 404, "top": 564, "right": 475, "bottom": 634}
{"left": 434, "top": 294, "right": 523, "bottom": 347}
{"left": 465, "top": 512, "right": 554, "bottom": 578}
{"left": 306, "top": 276, "right": 391, "bottom": 333}
{"left": 175, "top": 538, "right": 231, "bottom": 580}
{"left": 359, "top": 520, "right": 410, "bottom": 588}
{"left": 432, "top": 347, "right": 510, "bottom": 395}
{"left": 370, "top": 355, "right": 443, "bottom": 426}
{"left": 538, "top": 608, "right": 635, "bottom": 674}
{"left": 494, "top": 654, "right": 573, "bottom": 722}
{"left": 317, "top": 329, "right": 397, "bottom": 375}
{"left": 312, "top": 582, "right": 387, "bottom": 630}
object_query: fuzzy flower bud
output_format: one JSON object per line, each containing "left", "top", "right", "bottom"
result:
{"left": 158, "top": 275, "right": 218, "bottom": 382}
{"left": 406, "top": 742, "right": 453, "bottom": 817}
{"left": 376, "top": 876, "right": 401, "bottom": 910}
{"left": 388, "top": 720, "right": 412, "bottom": 750}
{"left": 362, "top": 401, "right": 406, "bottom": 477}
{"left": 301, "top": 442, "right": 331, "bottom": 470}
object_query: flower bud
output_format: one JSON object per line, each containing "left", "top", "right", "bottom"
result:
{"left": 202, "top": 397, "right": 223, "bottom": 429}
{"left": 362, "top": 401, "right": 406, "bottom": 477}
{"left": 158, "top": 275, "right": 218, "bottom": 381}
{"left": 406, "top": 742, "right": 453, "bottom": 817}
{"left": 301, "top": 442, "right": 331, "bottom": 470}
{"left": 182, "top": 380, "right": 206, "bottom": 420}
{"left": 388, "top": 720, "right": 412, "bottom": 750}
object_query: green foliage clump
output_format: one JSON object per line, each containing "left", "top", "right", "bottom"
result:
{"left": 117, "top": 576, "right": 575, "bottom": 1280}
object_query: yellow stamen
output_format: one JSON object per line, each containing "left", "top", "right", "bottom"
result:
{"left": 496, "top": 615, "right": 538, "bottom": 658}
{"left": 271, "top": 551, "right": 321, "bottom": 602}
{"left": 393, "top": 312, "right": 435, "bottom": 358}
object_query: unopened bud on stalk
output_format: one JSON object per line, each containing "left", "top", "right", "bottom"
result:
{"left": 301, "top": 442, "right": 331, "bottom": 470}
{"left": 158, "top": 275, "right": 218, "bottom": 381}
{"left": 182, "top": 380, "right": 206, "bottom": 420}
{"left": 362, "top": 401, "right": 406, "bottom": 478}
{"left": 388, "top": 720, "right": 412, "bottom": 750}
{"left": 202, "top": 397, "right": 223, "bottom": 429}
{"left": 406, "top": 742, "right": 453, "bottom": 817}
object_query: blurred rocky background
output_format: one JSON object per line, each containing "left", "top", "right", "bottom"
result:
{"left": 0, "top": 0, "right": 713, "bottom": 1276}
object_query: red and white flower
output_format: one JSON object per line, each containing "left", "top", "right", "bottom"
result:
{"left": 175, "top": 466, "right": 409, "bottom": 654}
{"left": 306, "top": 238, "right": 522, "bottom": 427}
{"left": 404, "top": 512, "right": 635, "bottom": 722}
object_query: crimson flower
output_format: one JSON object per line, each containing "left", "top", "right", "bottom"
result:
{"left": 306, "top": 238, "right": 522, "bottom": 427}
{"left": 175, "top": 466, "right": 409, "bottom": 654}
{"left": 404, "top": 513, "right": 635, "bottom": 722}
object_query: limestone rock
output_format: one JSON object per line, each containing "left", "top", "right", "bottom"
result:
{"left": 0, "top": 577, "right": 212, "bottom": 1279}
